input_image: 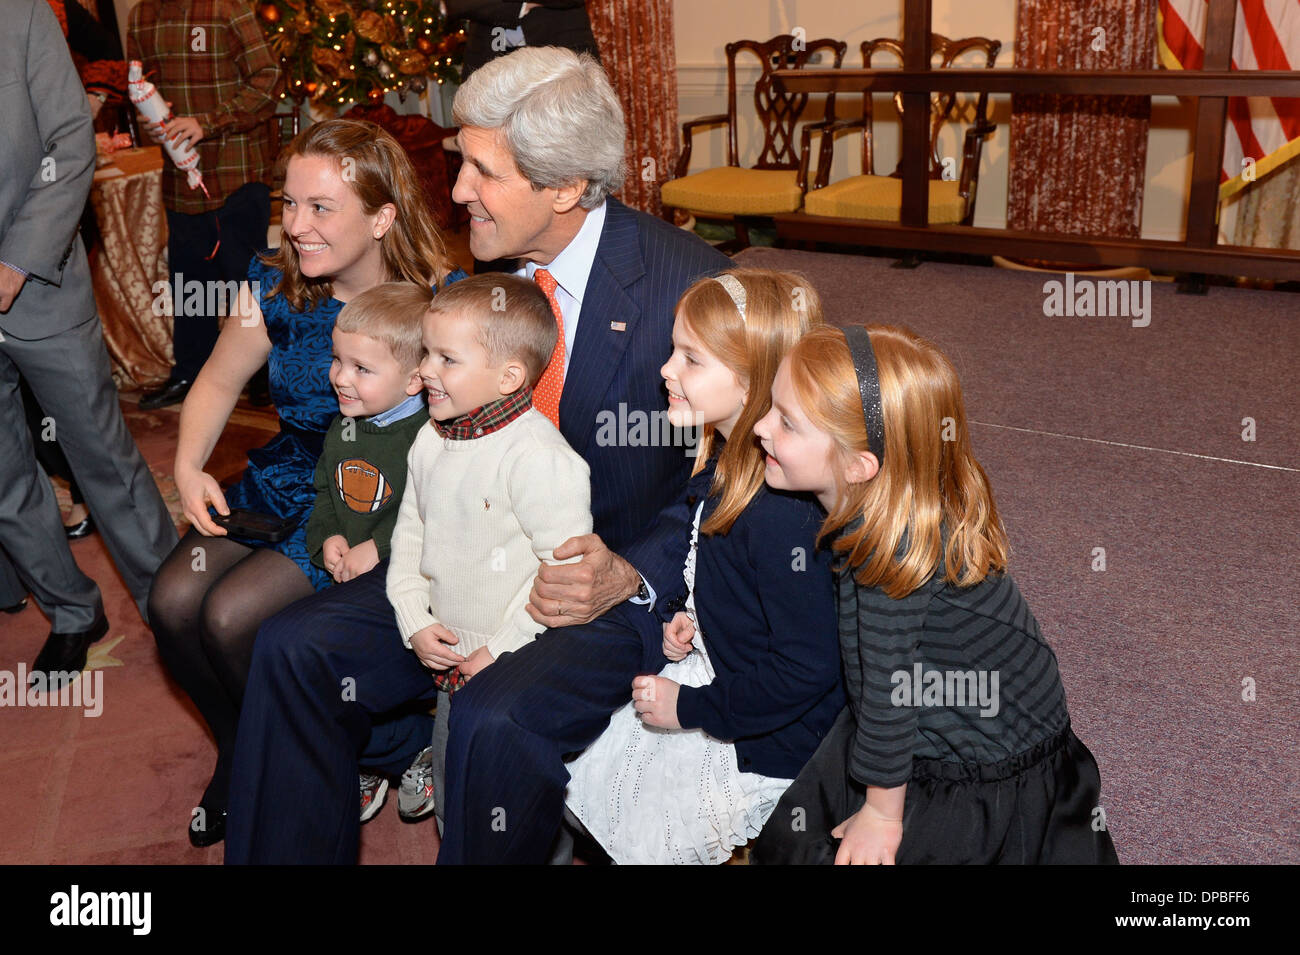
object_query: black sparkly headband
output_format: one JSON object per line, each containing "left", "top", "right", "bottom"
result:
{"left": 842, "top": 325, "right": 885, "bottom": 463}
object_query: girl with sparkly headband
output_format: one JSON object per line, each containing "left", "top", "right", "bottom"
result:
{"left": 564, "top": 269, "right": 846, "bottom": 864}
{"left": 750, "top": 324, "right": 1118, "bottom": 865}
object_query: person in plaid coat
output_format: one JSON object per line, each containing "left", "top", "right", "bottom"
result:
{"left": 128, "top": 0, "right": 282, "bottom": 409}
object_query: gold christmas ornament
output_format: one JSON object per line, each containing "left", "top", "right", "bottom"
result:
{"left": 394, "top": 49, "right": 428, "bottom": 75}
{"left": 312, "top": 46, "right": 347, "bottom": 78}
{"left": 354, "top": 10, "right": 393, "bottom": 44}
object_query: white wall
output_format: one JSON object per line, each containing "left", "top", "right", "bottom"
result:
{"left": 673, "top": 0, "right": 1198, "bottom": 240}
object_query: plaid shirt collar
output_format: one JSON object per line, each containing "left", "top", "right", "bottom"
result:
{"left": 432, "top": 386, "right": 534, "bottom": 441}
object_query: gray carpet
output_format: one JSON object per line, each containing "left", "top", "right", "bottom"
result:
{"left": 736, "top": 246, "right": 1300, "bottom": 864}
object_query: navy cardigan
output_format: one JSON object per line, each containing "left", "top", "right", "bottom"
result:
{"left": 668, "top": 456, "right": 846, "bottom": 780}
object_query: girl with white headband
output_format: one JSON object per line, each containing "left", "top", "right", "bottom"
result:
{"left": 564, "top": 269, "right": 845, "bottom": 864}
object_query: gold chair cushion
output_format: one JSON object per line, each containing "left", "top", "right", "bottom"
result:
{"left": 803, "top": 176, "right": 966, "bottom": 223}
{"left": 660, "top": 167, "right": 804, "bottom": 215}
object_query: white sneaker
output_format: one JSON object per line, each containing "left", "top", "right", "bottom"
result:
{"left": 397, "top": 746, "right": 437, "bottom": 820}
{"left": 360, "top": 773, "right": 389, "bottom": 823}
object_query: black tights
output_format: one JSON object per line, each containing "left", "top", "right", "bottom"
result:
{"left": 147, "top": 529, "right": 315, "bottom": 812}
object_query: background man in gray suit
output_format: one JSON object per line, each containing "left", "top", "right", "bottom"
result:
{"left": 0, "top": 0, "right": 176, "bottom": 678}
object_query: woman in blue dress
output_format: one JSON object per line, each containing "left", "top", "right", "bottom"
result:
{"left": 147, "top": 119, "right": 464, "bottom": 845}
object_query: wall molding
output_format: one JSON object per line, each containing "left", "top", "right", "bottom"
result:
{"left": 676, "top": 62, "right": 760, "bottom": 98}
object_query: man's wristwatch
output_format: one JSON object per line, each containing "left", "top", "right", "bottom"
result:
{"left": 634, "top": 579, "right": 650, "bottom": 602}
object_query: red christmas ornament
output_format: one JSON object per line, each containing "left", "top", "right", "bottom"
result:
{"left": 416, "top": 36, "right": 434, "bottom": 54}
{"left": 259, "top": 3, "right": 280, "bottom": 23}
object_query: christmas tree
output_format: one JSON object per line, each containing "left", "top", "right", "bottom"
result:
{"left": 255, "top": 0, "right": 465, "bottom": 108}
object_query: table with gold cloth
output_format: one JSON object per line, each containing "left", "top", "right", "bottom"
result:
{"left": 89, "top": 146, "right": 171, "bottom": 389}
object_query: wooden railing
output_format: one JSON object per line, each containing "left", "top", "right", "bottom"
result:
{"left": 772, "top": 0, "right": 1300, "bottom": 280}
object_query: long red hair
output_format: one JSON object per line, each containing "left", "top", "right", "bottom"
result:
{"left": 260, "top": 119, "right": 454, "bottom": 311}
{"left": 678, "top": 269, "right": 823, "bottom": 535}
{"left": 785, "top": 324, "right": 1008, "bottom": 598}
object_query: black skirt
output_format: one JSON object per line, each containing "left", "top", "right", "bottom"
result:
{"left": 751, "top": 707, "right": 1119, "bottom": 865}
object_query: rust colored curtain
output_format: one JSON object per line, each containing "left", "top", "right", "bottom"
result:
{"left": 587, "top": 0, "right": 679, "bottom": 217}
{"left": 1008, "top": 1, "right": 1156, "bottom": 237}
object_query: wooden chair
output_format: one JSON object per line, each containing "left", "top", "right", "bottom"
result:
{"left": 660, "top": 34, "right": 848, "bottom": 250}
{"left": 800, "top": 34, "right": 1001, "bottom": 227}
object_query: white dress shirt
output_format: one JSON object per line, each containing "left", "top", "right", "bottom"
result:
{"left": 516, "top": 199, "right": 607, "bottom": 381}
{"left": 515, "top": 200, "right": 654, "bottom": 609}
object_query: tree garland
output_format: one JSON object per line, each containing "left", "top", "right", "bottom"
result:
{"left": 254, "top": 0, "right": 465, "bottom": 108}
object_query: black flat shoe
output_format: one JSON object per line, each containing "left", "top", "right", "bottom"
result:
{"left": 139, "top": 378, "right": 192, "bottom": 410}
{"left": 1, "top": 597, "right": 27, "bottom": 614}
{"left": 30, "top": 612, "right": 110, "bottom": 683}
{"left": 189, "top": 807, "right": 227, "bottom": 847}
{"left": 65, "top": 515, "right": 95, "bottom": 539}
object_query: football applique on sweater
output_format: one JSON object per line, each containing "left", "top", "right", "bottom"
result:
{"left": 304, "top": 411, "right": 429, "bottom": 569}
{"left": 336, "top": 458, "right": 394, "bottom": 513}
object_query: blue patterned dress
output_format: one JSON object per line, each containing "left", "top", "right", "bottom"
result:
{"left": 222, "top": 253, "right": 466, "bottom": 590}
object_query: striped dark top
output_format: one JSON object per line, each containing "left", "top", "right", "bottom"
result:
{"left": 838, "top": 534, "right": 1071, "bottom": 788}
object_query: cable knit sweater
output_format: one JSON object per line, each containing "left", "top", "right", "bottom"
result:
{"left": 386, "top": 407, "right": 592, "bottom": 659}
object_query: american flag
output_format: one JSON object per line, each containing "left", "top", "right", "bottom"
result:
{"left": 1158, "top": 0, "right": 1300, "bottom": 199}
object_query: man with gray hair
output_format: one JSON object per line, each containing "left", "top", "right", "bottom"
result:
{"left": 227, "top": 46, "right": 730, "bottom": 863}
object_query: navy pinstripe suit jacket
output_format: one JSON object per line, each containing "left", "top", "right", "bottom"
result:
{"left": 553, "top": 197, "right": 730, "bottom": 602}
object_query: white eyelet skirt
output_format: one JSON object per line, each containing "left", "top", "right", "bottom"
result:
{"left": 564, "top": 502, "right": 793, "bottom": 865}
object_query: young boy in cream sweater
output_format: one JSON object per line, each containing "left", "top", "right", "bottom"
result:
{"left": 386, "top": 273, "right": 592, "bottom": 825}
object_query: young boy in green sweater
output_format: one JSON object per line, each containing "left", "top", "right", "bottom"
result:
{"left": 303, "top": 282, "right": 433, "bottom": 824}
{"left": 304, "top": 283, "right": 430, "bottom": 584}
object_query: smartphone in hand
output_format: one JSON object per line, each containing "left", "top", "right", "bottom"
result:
{"left": 211, "top": 509, "right": 297, "bottom": 544}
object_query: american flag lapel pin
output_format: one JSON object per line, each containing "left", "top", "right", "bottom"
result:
{"left": 610, "top": 320, "right": 627, "bottom": 332}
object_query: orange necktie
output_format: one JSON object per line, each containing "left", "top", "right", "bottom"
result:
{"left": 531, "top": 268, "right": 566, "bottom": 428}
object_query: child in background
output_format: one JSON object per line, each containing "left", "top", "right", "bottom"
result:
{"left": 387, "top": 273, "right": 592, "bottom": 831}
{"left": 302, "top": 282, "right": 431, "bottom": 823}
{"left": 564, "top": 269, "right": 844, "bottom": 864}
{"left": 750, "top": 324, "right": 1118, "bottom": 865}
{"left": 127, "top": 0, "right": 281, "bottom": 408}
